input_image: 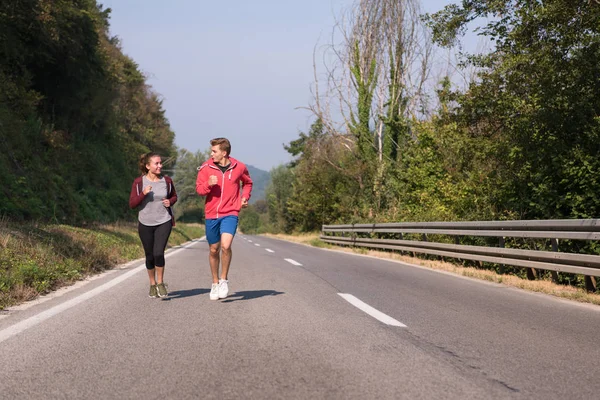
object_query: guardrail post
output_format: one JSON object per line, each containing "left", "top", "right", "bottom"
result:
{"left": 498, "top": 237, "right": 505, "bottom": 275}
{"left": 550, "top": 239, "right": 559, "bottom": 283}
{"left": 584, "top": 276, "right": 597, "bottom": 292}
{"left": 455, "top": 236, "right": 461, "bottom": 262}
{"left": 525, "top": 239, "right": 538, "bottom": 280}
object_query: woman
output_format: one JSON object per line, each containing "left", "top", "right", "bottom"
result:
{"left": 129, "top": 152, "right": 177, "bottom": 298}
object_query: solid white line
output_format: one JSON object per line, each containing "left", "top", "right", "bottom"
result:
{"left": 338, "top": 293, "right": 407, "bottom": 327}
{"left": 0, "top": 241, "right": 197, "bottom": 344}
{"left": 265, "top": 249, "right": 274, "bottom": 253}
{"left": 285, "top": 258, "right": 302, "bottom": 266}
{"left": 255, "top": 243, "right": 261, "bottom": 247}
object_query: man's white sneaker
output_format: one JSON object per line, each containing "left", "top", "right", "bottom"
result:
{"left": 218, "top": 279, "right": 229, "bottom": 299}
{"left": 210, "top": 283, "right": 219, "bottom": 300}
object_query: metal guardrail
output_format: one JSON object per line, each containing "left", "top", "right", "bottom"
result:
{"left": 321, "top": 219, "right": 600, "bottom": 292}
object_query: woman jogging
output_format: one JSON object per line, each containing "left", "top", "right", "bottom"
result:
{"left": 129, "top": 152, "right": 178, "bottom": 298}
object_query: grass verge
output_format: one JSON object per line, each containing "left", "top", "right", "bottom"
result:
{"left": 262, "top": 233, "right": 600, "bottom": 306}
{"left": 0, "top": 220, "right": 204, "bottom": 310}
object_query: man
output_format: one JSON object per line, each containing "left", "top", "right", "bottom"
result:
{"left": 196, "top": 138, "right": 253, "bottom": 300}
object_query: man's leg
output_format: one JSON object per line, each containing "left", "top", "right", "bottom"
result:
{"left": 219, "top": 216, "right": 239, "bottom": 281}
{"left": 217, "top": 216, "right": 238, "bottom": 299}
{"left": 206, "top": 218, "right": 223, "bottom": 300}
{"left": 205, "top": 218, "right": 222, "bottom": 284}
{"left": 219, "top": 233, "right": 234, "bottom": 280}
{"left": 209, "top": 242, "right": 221, "bottom": 284}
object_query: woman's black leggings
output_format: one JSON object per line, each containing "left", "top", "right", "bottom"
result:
{"left": 138, "top": 221, "right": 172, "bottom": 269}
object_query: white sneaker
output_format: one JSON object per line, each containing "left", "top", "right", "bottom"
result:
{"left": 218, "top": 279, "right": 229, "bottom": 299}
{"left": 210, "top": 283, "right": 219, "bottom": 300}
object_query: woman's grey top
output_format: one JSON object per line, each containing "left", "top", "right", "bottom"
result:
{"left": 138, "top": 176, "right": 172, "bottom": 226}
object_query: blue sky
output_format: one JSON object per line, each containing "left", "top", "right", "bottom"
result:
{"left": 100, "top": 0, "right": 463, "bottom": 171}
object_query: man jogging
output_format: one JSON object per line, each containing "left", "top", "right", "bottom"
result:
{"left": 196, "top": 138, "right": 253, "bottom": 300}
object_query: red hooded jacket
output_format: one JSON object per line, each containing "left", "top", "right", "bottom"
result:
{"left": 195, "top": 157, "right": 253, "bottom": 219}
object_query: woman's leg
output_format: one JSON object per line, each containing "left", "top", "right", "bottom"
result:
{"left": 138, "top": 223, "right": 157, "bottom": 285}
{"left": 153, "top": 221, "right": 172, "bottom": 284}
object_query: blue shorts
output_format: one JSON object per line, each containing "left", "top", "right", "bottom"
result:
{"left": 206, "top": 216, "right": 238, "bottom": 245}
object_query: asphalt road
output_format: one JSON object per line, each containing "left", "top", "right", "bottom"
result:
{"left": 1, "top": 234, "right": 599, "bottom": 399}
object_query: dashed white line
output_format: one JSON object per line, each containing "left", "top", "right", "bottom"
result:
{"left": 248, "top": 240, "right": 253, "bottom": 243}
{"left": 255, "top": 243, "right": 261, "bottom": 247}
{"left": 265, "top": 249, "right": 274, "bottom": 253}
{"left": 338, "top": 293, "right": 406, "bottom": 327}
{"left": 285, "top": 258, "right": 302, "bottom": 266}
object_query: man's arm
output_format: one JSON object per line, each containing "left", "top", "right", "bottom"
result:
{"left": 196, "top": 167, "right": 212, "bottom": 196}
{"left": 240, "top": 166, "right": 253, "bottom": 203}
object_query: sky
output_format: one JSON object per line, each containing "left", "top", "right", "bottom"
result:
{"left": 100, "top": 0, "right": 464, "bottom": 171}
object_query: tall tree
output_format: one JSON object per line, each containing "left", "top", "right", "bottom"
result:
{"left": 426, "top": 0, "right": 600, "bottom": 219}
{"left": 310, "top": 0, "right": 434, "bottom": 215}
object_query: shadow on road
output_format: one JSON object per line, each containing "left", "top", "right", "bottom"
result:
{"left": 166, "top": 288, "right": 210, "bottom": 299}
{"left": 221, "top": 290, "right": 284, "bottom": 303}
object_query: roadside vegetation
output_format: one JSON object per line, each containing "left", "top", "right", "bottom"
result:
{"left": 241, "top": 1, "right": 600, "bottom": 298}
{"left": 0, "top": 220, "right": 203, "bottom": 310}
{"left": 2, "top": 1, "right": 599, "bottom": 308}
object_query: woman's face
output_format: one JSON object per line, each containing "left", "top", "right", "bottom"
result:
{"left": 146, "top": 156, "right": 162, "bottom": 175}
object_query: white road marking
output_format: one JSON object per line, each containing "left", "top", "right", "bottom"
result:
{"left": 285, "top": 258, "right": 302, "bottom": 266}
{"left": 266, "top": 249, "right": 275, "bottom": 253}
{"left": 0, "top": 241, "right": 197, "bottom": 344}
{"left": 338, "top": 293, "right": 407, "bottom": 327}
{"left": 248, "top": 240, "right": 253, "bottom": 243}
{"left": 255, "top": 243, "right": 261, "bottom": 247}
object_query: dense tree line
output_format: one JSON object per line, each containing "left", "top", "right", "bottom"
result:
{"left": 265, "top": 0, "right": 600, "bottom": 234}
{"left": 0, "top": 0, "right": 176, "bottom": 223}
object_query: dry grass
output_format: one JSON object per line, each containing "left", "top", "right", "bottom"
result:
{"left": 262, "top": 233, "right": 600, "bottom": 306}
{"left": 0, "top": 221, "right": 205, "bottom": 309}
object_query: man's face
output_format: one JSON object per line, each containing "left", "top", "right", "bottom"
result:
{"left": 211, "top": 145, "right": 227, "bottom": 164}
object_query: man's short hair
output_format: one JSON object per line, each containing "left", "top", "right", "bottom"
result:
{"left": 210, "top": 138, "right": 231, "bottom": 156}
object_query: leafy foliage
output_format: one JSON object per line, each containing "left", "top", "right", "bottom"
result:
{"left": 0, "top": 1, "right": 176, "bottom": 223}
{"left": 269, "top": 0, "right": 600, "bottom": 251}
{"left": 426, "top": 0, "right": 600, "bottom": 219}
{"left": 172, "top": 149, "right": 207, "bottom": 222}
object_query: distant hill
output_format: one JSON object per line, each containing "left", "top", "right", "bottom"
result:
{"left": 247, "top": 165, "right": 270, "bottom": 203}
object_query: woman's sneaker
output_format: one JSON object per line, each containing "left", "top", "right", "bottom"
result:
{"left": 210, "top": 283, "right": 219, "bottom": 300}
{"left": 156, "top": 283, "right": 168, "bottom": 298}
{"left": 218, "top": 279, "right": 229, "bottom": 299}
{"left": 149, "top": 285, "right": 158, "bottom": 298}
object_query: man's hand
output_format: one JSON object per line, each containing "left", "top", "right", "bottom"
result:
{"left": 208, "top": 175, "right": 218, "bottom": 186}
{"left": 241, "top": 197, "right": 248, "bottom": 208}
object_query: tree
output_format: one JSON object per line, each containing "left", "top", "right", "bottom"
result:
{"left": 0, "top": 1, "right": 177, "bottom": 222}
{"left": 426, "top": 0, "right": 600, "bottom": 219}
{"left": 309, "top": 0, "right": 434, "bottom": 216}
{"left": 265, "top": 165, "right": 295, "bottom": 232}
{"left": 172, "top": 149, "right": 207, "bottom": 222}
